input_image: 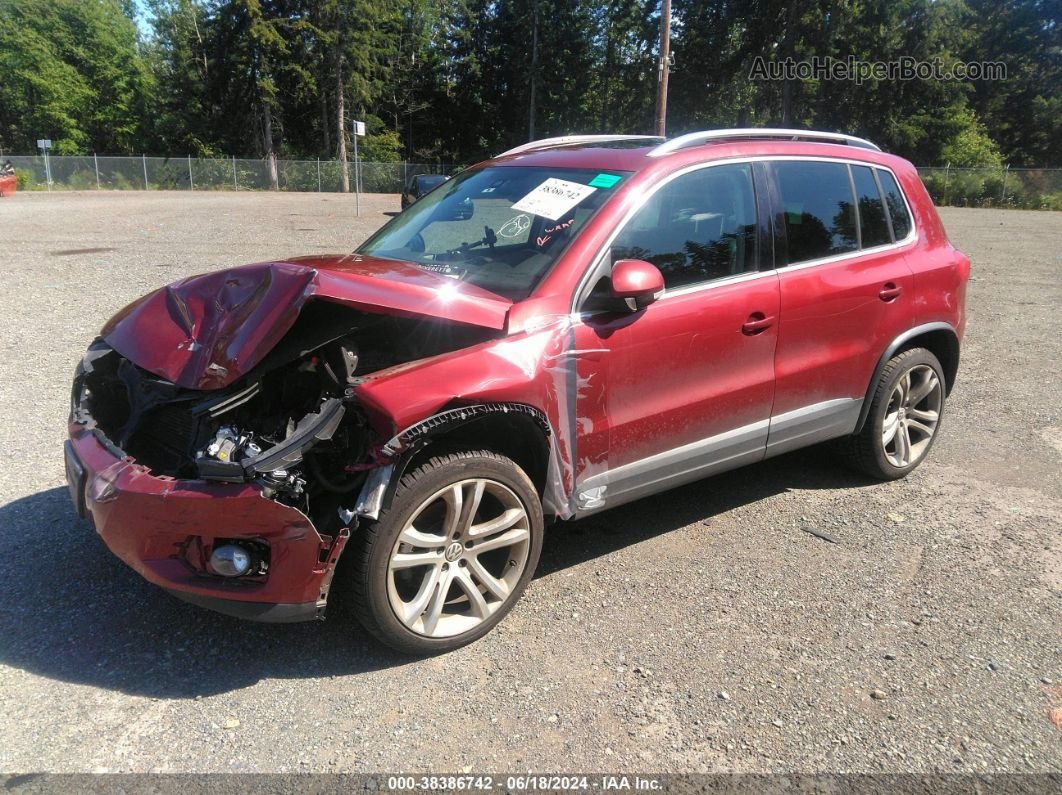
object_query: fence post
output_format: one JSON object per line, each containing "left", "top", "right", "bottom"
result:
{"left": 232, "top": 156, "right": 238, "bottom": 191}
{"left": 1000, "top": 164, "right": 1009, "bottom": 204}
{"left": 317, "top": 158, "right": 321, "bottom": 192}
{"left": 142, "top": 154, "right": 148, "bottom": 190}
{"left": 188, "top": 154, "right": 194, "bottom": 190}
{"left": 942, "top": 163, "right": 950, "bottom": 206}
{"left": 94, "top": 152, "right": 100, "bottom": 190}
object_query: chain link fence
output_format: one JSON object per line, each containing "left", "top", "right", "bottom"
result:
{"left": 3, "top": 155, "right": 1060, "bottom": 210}
{"left": 2, "top": 155, "right": 460, "bottom": 194}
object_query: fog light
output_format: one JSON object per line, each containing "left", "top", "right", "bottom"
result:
{"left": 209, "top": 544, "right": 252, "bottom": 577}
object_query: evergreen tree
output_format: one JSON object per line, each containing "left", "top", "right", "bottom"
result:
{"left": 0, "top": 0, "right": 1055, "bottom": 166}
{"left": 0, "top": 0, "right": 151, "bottom": 154}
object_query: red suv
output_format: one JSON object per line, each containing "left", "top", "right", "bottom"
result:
{"left": 66, "top": 129, "right": 969, "bottom": 653}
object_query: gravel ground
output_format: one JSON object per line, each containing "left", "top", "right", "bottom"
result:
{"left": 0, "top": 192, "right": 1058, "bottom": 774}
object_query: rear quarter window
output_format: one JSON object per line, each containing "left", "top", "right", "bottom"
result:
{"left": 851, "top": 165, "right": 891, "bottom": 248}
{"left": 877, "top": 170, "right": 913, "bottom": 240}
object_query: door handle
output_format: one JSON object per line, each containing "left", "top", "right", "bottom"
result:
{"left": 741, "top": 312, "right": 775, "bottom": 335}
{"left": 879, "top": 282, "right": 902, "bottom": 302}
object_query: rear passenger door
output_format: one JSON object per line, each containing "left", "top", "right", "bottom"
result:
{"left": 766, "top": 159, "right": 916, "bottom": 455}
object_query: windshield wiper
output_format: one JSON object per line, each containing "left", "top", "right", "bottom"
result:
{"left": 448, "top": 225, "right": 497, "bottom": 256}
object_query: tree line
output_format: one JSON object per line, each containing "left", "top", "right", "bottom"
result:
{"left": 0, "top": 0, "right": 1058, "bottom": 170}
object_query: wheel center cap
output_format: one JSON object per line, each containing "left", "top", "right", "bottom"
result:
{"left": 899, "top": 407, "right": 907, "bottom": 420}
{"left": 444, "top": 541, "right": 464, "bottom": 562}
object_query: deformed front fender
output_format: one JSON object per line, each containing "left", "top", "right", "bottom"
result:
{"left": 349, "top": 314, "right": 583, "bottom": 519}
{"left": 352, "top": 401, "right": 567, "bottom": 521}
{"left": 380, "top": 402, "right": 551, "bottom": 458}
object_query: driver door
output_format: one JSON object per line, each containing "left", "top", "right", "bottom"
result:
{"left": 571, "top": 163, "right": 780, "bottom": 513}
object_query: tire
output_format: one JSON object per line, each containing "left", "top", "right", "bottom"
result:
{"left": 347, "top": 450, "right": 544, "bottom": 655}
{"left": 835, "top": 347, "right": 946, "bottom": 480}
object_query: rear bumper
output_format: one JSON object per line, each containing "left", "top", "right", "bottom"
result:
{"left": 66, "top": 426, "right": 344, "bottom": 622}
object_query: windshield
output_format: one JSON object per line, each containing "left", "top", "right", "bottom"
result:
{"left": 359, "top": 165, "right": 630, "bottom": 300}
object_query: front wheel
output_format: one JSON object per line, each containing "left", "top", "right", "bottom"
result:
{"left": 347, "top": 450, "right": 543, "bottom": 654}
{"left": 835, "top": 347, "right": 946, "bottom": 480}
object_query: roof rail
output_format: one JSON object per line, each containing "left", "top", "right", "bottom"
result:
{"left": 648, "top": 128, "right": 881, "bottom": 157}
{"left": 497, "top": 134, "right": 664, "bottom": 158}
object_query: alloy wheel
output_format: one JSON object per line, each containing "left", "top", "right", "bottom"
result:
{"left": 882, "top": 364, "right": 942, "bottom": 467}
{"left": 386, "top": 478, "right": 531, "bottom": 638}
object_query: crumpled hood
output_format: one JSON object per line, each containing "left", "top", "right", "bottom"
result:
{"left": 101, "top": 255, "right": 512, "bottom": 390}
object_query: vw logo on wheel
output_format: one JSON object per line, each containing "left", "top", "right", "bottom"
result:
{"left": 444, "top": 541, "right": 464, "bottom": 562}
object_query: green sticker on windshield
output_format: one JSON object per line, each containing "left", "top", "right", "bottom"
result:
{"left": 588, "top": 173, "right": 622, "bottom": 189}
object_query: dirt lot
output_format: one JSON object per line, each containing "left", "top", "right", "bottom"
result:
{"left": 0, "top": 192, "right": 1058, "bottom": 774}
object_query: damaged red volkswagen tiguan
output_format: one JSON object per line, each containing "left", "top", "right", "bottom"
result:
{"left": 66, "top": 130, "right": 969, "bottom": 654}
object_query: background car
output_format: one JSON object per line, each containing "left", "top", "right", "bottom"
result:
{"left": 401, "top": 172, "right": 448, "bottom": 209}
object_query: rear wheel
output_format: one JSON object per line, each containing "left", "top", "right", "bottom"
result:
{"left": 835, "top": 347, "right": 946, "bottom": 480}
{"left": 348, "top": 450, "right": 543, "bottom": 654}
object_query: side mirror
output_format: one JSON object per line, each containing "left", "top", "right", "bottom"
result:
{"left": 610, "top": 259, "right": 664, "bottom": 311}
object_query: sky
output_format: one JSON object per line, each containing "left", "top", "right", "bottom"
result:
{"left": 132, "top": 0, "right": 151, "bottom": 36}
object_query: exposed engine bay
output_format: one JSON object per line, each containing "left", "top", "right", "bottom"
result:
{"left": 70, "top": 301, "right": 498, "bottom": 534}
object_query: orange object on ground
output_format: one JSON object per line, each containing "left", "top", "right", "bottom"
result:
{"left": 0, "top": 175, "right": 17, "bottom": 196}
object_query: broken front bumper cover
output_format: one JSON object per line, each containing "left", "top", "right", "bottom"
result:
{"left": 65, "top": 427, "right": 347, "bottom": 622}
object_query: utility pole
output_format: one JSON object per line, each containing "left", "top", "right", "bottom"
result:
{"left": 654, "top": 0, "right": 672, "bottom": 137}
{"left": 528, "top": 0, "right": 540, "bottom": 140}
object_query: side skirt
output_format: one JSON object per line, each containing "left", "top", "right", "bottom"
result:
{"left": 572, "top": 398, "right": 862, "bottom": 518}
{"left": 764, "top": 398, "right": 863, "bottom": 458}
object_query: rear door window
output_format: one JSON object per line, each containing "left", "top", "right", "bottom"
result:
{"left": 773, "top": 161, "right": 857, "bottom": 264}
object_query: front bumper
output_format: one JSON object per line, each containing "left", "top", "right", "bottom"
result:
{"left": 66, "top": 426, "right": 347, "bottom": 622}
{"left": 163, "top": 590, "right": 323, "bottom": 622}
